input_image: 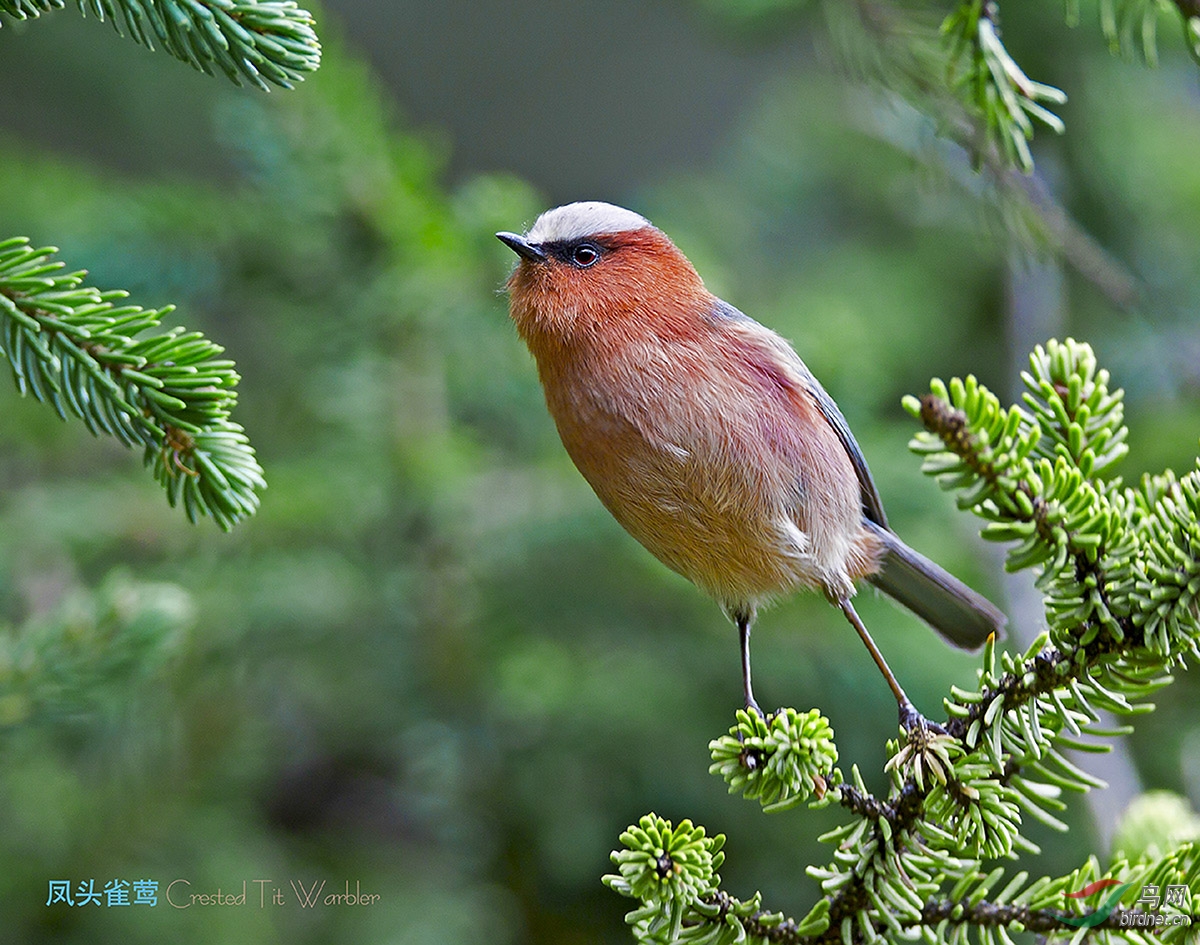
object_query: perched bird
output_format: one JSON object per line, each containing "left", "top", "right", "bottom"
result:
{"left": 497, "top": 201, "right": 1005, "bottom": 729}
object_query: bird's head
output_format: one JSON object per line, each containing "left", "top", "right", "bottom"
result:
{"left": 497, "top": 201, "right": 706, "bottom": 349}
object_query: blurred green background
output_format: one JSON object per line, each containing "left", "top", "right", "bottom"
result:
{"left": 1, "top": 1, "right": 1199, "bottom": 942}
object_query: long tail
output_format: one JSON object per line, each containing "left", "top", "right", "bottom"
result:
{"left": 864, "top": 520, "right": 1006, "bottom": 650}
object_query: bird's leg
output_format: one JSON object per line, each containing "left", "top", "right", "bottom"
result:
{"left": 837, "top": 597, "right": 940, "bottom": 734}
{"left": 736, "top": 612, "right": 762, "bottom": 716}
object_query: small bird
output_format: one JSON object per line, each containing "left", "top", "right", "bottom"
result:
{"left": 497, "top": 201, "right": 1005, "bottom": 729}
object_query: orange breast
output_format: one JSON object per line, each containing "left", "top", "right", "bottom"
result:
{"left": 532, "top": 306, "right": 882, "bottom": 610}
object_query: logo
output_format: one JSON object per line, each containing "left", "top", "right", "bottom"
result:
{"left": 1062, "top": 880, "right": 1133, "bottom": 928}
{"left": 1063, "top": 879, "right": 1193, "bottom": 930}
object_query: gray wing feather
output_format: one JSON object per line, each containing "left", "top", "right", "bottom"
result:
{"left": 710, "top": 297, "right": 888, "bottom": 528}
{"left": 805, "top": 378, "right": 888, "bottom": 529}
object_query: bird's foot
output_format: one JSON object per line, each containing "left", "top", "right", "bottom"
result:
{"left": 733, "top": 698, "right": 766, "bottom": 751}
{"left": 898, "top": 699, "right": 946, "bottom": 737}
{"left": 886, "top": 702, "right": 956, "bottom": 785}
{"left": 735, "top": 698, "right": 767, "bottom": 741}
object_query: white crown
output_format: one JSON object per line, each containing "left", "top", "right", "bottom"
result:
{"left": 525, "top": 201, "right": 652, "bottom": 244}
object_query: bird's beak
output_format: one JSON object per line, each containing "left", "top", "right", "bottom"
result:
{"left": 496, "top": 232, "right": 547, "bottom": 262}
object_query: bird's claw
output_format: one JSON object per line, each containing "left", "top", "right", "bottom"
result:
{"left": 898, "top": 700, "right": 946, "bottom": 737}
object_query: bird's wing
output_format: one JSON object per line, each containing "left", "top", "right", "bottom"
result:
{"left": 712, "top": 298, "right": 889, "bottom": 529}
{"left": 804, "top": 376, "right": 888, "bottom": 529}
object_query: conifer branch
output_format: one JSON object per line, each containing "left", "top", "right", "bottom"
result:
{"left": 823, "top": 0, "right": 1200, "bottom": 179}
{"left": 0, "top": 238, "right": 264, "bottom": 529}
{"left": 941, "top": 0, "right": 1066, "bottom": 173}
{"left": 0, "top": 0, "right": 320, "bottom": 89}
{"left": 827, "top": 0, "right": 1064, "bottom": 176}
{"left": 605, "top": 339, "right": 1200, "bottom": 945}
{"left": 1078, "top": 0, "right": 1200, "bottom": 64}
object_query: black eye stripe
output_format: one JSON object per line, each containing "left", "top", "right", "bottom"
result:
{"left": 544, "top": 239, "right": 605, "bottom": 267}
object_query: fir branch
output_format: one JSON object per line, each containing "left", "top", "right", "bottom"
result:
{"left": 919, "top": 899, "right": 1200, "bottom": 936}
{"left": 942, "top": 0, "right": 1066, "bottom": 173}
{"left": 824, "top": 0, "right": 1064, "bottom": 175}
{"left": 699, "top": 890, "right": 819, "bottom": 944}
{"left": 709, "top": 709, "right": 840, "bottom": 811}
{"left": 0, "top": 238, "right": 264, "bottom": 529}
{"left": 826, "top": 0, "right": 1151, "bottom": 317}
{"left": 765, "top": 0, "right": 1198, "bottom": 181}
{"left": 803, "top": 339, "right": 1193, "bottom": 941}
{"left": 1083, "top": 0, "right": 1200, "bottom": 64}
{"left": 607, "top": 339, "right": 1200, "bottom": 945}
{"left": 679, "top": 882, "right": 1200, "bottom": 944}
{"left": 677, "top": 859, "right": 1200, "bottom": 945}
{"left": 0, "top": 0, "right": 320, "bottom": 90}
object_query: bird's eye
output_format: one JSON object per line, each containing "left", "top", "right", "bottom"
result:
{"left": 571, "top": 243, "right": 600, "bottom": 268}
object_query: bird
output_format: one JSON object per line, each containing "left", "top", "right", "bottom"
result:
{"left": 496, "top": 201, "right": 1005, "bottom": 730}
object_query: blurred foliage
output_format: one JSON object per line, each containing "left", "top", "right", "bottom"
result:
{"left": 0, "top": 0, "right": 1198, "bottom": 943}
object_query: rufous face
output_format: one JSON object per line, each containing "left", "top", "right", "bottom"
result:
{"left": 501, "top": 204, "right": 706, "bottom": 349}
